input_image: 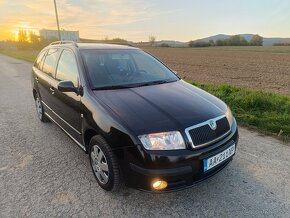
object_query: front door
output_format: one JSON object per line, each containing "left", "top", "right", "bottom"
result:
{"left": 50, "top": 49, "right": 82, "bottom": 143}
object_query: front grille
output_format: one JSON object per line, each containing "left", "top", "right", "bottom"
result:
{"left": 187, "top": 116, "right": 230, "bottom": 147}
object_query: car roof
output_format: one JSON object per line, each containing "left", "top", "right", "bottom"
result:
{"left": 48, "top": 42, "right": 139, "bottom": 50}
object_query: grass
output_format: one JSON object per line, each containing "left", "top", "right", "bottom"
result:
{"left": 0, "top": 49, "right": 39, "bottom": 62}
{"left": 191, "top": 81, "right": 290, "bottom": 142}
{"left": 0, "top": 48, "right": 289, "bottom": 142}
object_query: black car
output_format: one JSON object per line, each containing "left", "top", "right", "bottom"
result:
{"left": 32, "top": 41, "right": 239, "bottom": 192}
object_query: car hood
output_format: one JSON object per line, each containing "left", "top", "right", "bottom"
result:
{"left": 93, "top": 80, "right": 227, "bottom": 135}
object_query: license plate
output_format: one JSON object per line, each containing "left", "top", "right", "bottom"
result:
{"left": 203, "top": 144, "right": 235, "bottom": 172}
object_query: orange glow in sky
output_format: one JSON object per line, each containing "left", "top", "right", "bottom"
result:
{"left": 1, "top": 0, "right": 290, "bottom": 42}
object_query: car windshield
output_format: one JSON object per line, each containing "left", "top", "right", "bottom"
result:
{"left": 81, "top": 49, "right": 179, "bottom": 90}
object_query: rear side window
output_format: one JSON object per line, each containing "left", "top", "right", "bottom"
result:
{"left": 56, "top": 50, "right": 79, "bottom": 87}
{"left": 34, "top": 50, "right": 46, "bottom": 70}
{"left": 43, "top": 48, "right": 60, "bottom": 77}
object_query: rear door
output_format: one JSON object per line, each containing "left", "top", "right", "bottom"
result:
{"left": 49, "top": 49, "right": 82, "bottom": 143}
{"left": 37, "top": 48, "right": 61, "bottom": 116}
{"left": 32, "top": 49, "right": 47, "bottom": 92}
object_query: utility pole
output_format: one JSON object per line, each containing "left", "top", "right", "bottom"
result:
{"left": 53, "top": 0, "right": 61, "bottom": 40}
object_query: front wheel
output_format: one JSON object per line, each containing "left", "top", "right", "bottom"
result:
{"left": 89, "top": 135, "right": 122, "bottom": 191}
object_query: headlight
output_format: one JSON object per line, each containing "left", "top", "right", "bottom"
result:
{"left": 225, "top": 107, "right": 234, "bottom": 127}
{"left": 138, "top": 131, "right": 186, "bottom": 150}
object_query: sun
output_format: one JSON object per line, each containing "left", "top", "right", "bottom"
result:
{"left": 12, "top": 30, "right": 19, "bottom": 41}
{"left": 11, "top": 22, "right": 37, "bottom": 41}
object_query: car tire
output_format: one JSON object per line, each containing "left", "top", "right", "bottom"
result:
{"left": 89, "top": 135, "right": 122, "bottom": 191}
{"left": 34, "top": 93, "right": 49, "bottom": 122}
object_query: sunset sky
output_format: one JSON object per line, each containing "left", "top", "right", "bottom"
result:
{"left": 1, "top": 0, "right": 290, "bottom": 42}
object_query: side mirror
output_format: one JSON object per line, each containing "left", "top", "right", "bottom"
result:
{"left": 57, "top": 80, "right": 78, "bottom": 93}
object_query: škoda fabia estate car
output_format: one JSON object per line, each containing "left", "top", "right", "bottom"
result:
{"left": 32, "top": 41, "right": 238, "bottom": 192}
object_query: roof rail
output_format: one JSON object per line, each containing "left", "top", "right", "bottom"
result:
{"left": 49, "top": 41, "right": 78, "bottom": 47}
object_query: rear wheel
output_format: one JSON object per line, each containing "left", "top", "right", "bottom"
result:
{"left": 34, "top": 93, "right": 49, "bottom": 122}
{"left": 89, "top": 135, "right": 122, "bottom": 191}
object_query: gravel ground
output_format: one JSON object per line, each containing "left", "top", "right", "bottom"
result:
{"left": 0, "top": 55, "right": 289, "bottom": 218}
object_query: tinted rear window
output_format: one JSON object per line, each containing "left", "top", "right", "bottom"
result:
{"left": 43, "top": 48, "right": 60, "bottom": 77}
{"left": 34, "top": 50, "right": 47, "bottom": 70}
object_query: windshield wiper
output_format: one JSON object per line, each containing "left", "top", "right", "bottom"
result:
{"left": 92, "top": 84, "right": 137, "bottom": 90}
{"left": 92, "top": 80, "right": 177, "bottom": 90}
{"left": 135, "top": 79, "right": 175, "bottom": 87}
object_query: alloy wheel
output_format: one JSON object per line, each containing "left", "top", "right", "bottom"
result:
{"left": 35, "top": 97, "right": 43, "bottom": 120}
{"left": 90, "top": 145, "right": 109, "bottom": 184}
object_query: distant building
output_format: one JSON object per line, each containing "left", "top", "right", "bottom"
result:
{"left": 39, "top": 29, "right": 80, "bottom": 42}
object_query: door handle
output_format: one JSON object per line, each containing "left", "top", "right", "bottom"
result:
{"left": 35, "top": 77, "right": 39, "bottom": 83}
{"left": 50, "top": 87, "right": 55, "bottom": 94}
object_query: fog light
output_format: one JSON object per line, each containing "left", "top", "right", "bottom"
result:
{"left": 152, "top": 180, "right": 168, "bottom": 190}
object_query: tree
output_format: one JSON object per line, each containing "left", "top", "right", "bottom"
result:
{"left": 29, "top": 31, "right": 39, "bottom": 44}
{"left": 188, "top": 40, "right": 195, "bottom": 47}
{"left": 249, "top": 35, "right": 263, "bottom": 46}
{"left": 17, "top": 30, "right": 30, "bottom": 49}
{"left": 226, "top": 35, "right": 248, "bottom": 46}
{"left": 215, "top": 39, "right": 224, "bottom": 46}
{"left": 160, "top": 43, "right": 170, "bottom": 47}
{"left": 18, "top": 30, "right": 28, "bottom": 43}
{"left": 103, "top": 35, "right": 109, "bottom": 41}
{"left": 215, "top": 35, "right": 248, "bottom": 46}
{"left": 149, "top": 35, "right": 156, "bottom": 46}
{"left": 189, "top": 40, "right": 211, "bottom": 47}
{"left": 209, "top": 40, "right": 215, "bottom": 46}
{"left": 110, "top": 38, "right": 128, "bottom": 44}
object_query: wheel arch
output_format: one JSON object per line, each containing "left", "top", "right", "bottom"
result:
{"left": 83, "top": 128, "right": 99, "bottom": 153}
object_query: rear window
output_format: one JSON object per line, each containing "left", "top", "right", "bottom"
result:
{"left": 34, "top": 50, "right": 47, "bottom": 70}
{"left": 42, "top": 48, "right": 60, "bottom": 77}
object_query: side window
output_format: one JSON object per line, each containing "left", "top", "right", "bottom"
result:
{"left": 43, "top": 48, "right": 60, "bottom": 77}
{"left": 34, "top": 50, "right": 46, "bottom": 70}
{"left": 56, "top": 50, "right": 79, "bottom": 87}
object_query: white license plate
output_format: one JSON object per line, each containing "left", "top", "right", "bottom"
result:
{"left": 203, "top": 144, "right": 235, "bottom": 172}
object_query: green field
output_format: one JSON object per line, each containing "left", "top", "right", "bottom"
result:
{"left": 0, "top": 47, "right": 289, "bottom": 141}
{"left": 192, "top": 82, "right": 290, "bottom": 141}
{"left": 0, "top": 49, "right": 39, "bottom": 62}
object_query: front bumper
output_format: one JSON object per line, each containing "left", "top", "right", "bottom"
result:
{"left": 118, "top": 121, "right": 239, "bottom": 192}
{"left": 130, "top": 156, "right": 233, "bottom": 192}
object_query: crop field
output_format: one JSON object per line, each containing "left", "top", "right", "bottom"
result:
{"left": 145, "top": 46, "right": 290, "bottom": 96}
